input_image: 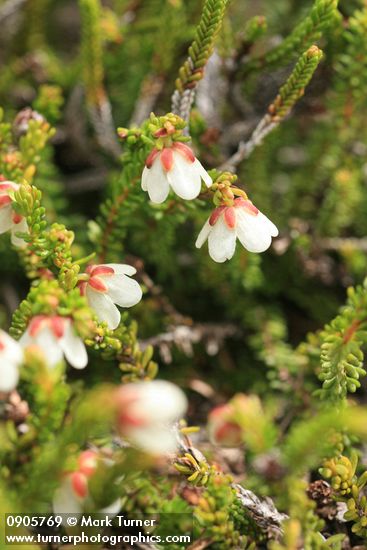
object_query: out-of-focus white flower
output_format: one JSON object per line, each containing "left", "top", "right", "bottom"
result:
{"left": 0, "top": 330, "right": 23, "bottom": 392}
{"left": 53, "top": 450, "right": 121, "bottom": 515}
{"left": 79, "top": 264, "right": 142, "bottom": 330}
{"left": 19, "top": 315, "right": 88, "bottom": 369}
{"left": 115, "top": 380, "right": 188, "bottom": 454}
{"left": 0, "top": 181, "right": 28, "bottom": 247}
{"left": 207, "top": 404, "right": 242, "bottom": 447}
{"left": 195, "top": 197, "right": 278, "bottom": 263}
{"left": 141, "top": 142, "right": 212, "bottom": 204}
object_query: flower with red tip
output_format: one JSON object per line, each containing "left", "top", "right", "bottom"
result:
{"left": 195, "top": 197, "right": 278, "bottom": 262}
{"left": 0, "top": 181, "right": 28, "bottom": 247}
{"left": 79, "top": 264, "right": 142, "bottom": 330}
{"left": 53, "top": 450, "right": 121, "bottom": 515}
{"left": 141, "top": 142, "right": 212, "bottom": 203}
{"left": 115, "top": 380, "right": 188, "bottom": 454}
{"left": 19, "top": 315, "right": 88, "bottom": 369}
{"left": 208, "top": 404, "right": 242, "bottom": 447}
{"left": 0, "top": 330, "right": 23, "bottom": 392}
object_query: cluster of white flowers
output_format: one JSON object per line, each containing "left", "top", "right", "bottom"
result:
{"left": 1, "top": 334, "right": 188, "bottom": 455}
{"left": 52, "top": 381, "right": 187, "bottom": 512}
{"left": 141, "top": 142, "right": 278, "bottom": 262}
{"left": 0, "top": 138, "right": 277, "bottom": 484}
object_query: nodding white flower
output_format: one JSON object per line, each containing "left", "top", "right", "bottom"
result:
{"left": 0, "top": 330, "right": 23, "bottom": 392}
{"left": 141, "top": 142, "right": 212, "bottom": 204}
{"left": 19, "top": 315, "right": 88, "bottom": 369}
{"left": 53, "top": 450, "right": 121, "bottom": 515}
{"left": 208, "top": 404, "right": 242, "bottom": 447}
{"left": 79, "top": 264, "right": 142, "bottom": 330}
{"left": 195, "top": 197, "right": 278, "bottom": 263}
{"left": 115, "top": 380, "right": 188, "bottom": 454}
{"left": 0, "top": 181, "right": 28, "bottom": 247}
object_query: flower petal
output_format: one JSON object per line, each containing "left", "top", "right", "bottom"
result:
{"left": 139, "top": 380, "right": 188, "bottom": 422}
{"left": 60, "top": 323, "right": 88, "bottom": 369}
{"left": 0, "top": 330, "right": 23, "bottom": 364}
{"left": 87, "top": 287, "right": 121, "bottom": 329}
{"left": 146, "top": 158, "right": 170, "bottom": 204}
{"left": 107, "top": 274, "right": 143, "bottom": 308}
{"left": 167, "top": 152, "right": 201, "bottom": 200}
{"left": 0, "top": 362, "right": 19, "bottom": 392}
{"left": 195, "top": 219, "right": 212, "bottom": 249}
{"left": 104, "top": 263, "right": 137, "bottom": 276}
{"left": 236, "top": 210, "right": 278, "bottom": 253}
{"left": 194, "top": 158, "right": 212, "bottom": 188}
{"left": 0, "top": 205, "right": 13, "bottom": 234}
{"left": 129, "top": 425, "right": 179, "bottom": 454}
{"left": 100, "top": 498, "right": 121, "bottom": 516}
{"left": 53, "top": 478, "right": 83, "bottom": 515}
{"left": 11, "top": 218, "right": 28, "bottom": 248}
{"left": 208, "top": 216, "right": 236, "bottom": 262}
{"left": 32, "top": 329, "right": 64, "bottom": 368}
{"left": 141, "top": 166, "right": 149, "bottom": 191}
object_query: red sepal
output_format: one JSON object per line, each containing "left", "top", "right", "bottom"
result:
{"left": 71, "top": 472, "right": 88, "bottom": 499}
{"left": 160, "top": 148, "right": 174, "bottom": 172}
{"left": 224, "top": 207, "right": 236, "bottom": 229}
{"left": 209, "top": 206, "right": 226, "bottom": 226}
{"left": 172, "top": 142, "right": 195, "bottom": 163}
{"left": 89, "top": 276, "right": 108, "bottom": 293}
{"left": 145, "top": 148, "right": 160, "bottom": 168}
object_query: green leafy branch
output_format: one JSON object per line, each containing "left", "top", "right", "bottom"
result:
{"left": 316, "top": 280, "right": 367, "bottom": 402}
{"left": 172, "top": 0, "right": 229, "bottom": 121}
{"left": 78, "top": 0, "right": 120, "bottom": 157}
{"left": 244, "top": 0, "right": 339, "bottom": 73}
{"left": 222, "top": 45, "right": 323, "bottom": 171}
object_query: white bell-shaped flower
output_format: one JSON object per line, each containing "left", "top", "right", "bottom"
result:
{"left": 141, "top": 142, "right": 212, "bottom": 204}
{"left": 0, "top": 181, "right": 28, "bottom": 247}
{"left": 19, "top": 315, "right": 88, "bottom": 369}
{"left": 115, "top": 380, "right": 188, "bottom": 454}
{"left": 53, "top": 450, "right": 121, "bottom": 515}
{"left": 196, "top": 197, "right": 278, "bottom": 263}
{"left": 79, "top": 264, "right": 142, "bottom": 330}
{"left": 0, "top": 330, "right": 23, "bottom": 392}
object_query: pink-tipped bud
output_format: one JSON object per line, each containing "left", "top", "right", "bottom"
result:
{"left": 153, "top": 128, "right": 169, "bottom": 138}
{"left": 208, "top": 405, "right": 242, "bottom": 447}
